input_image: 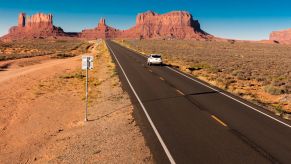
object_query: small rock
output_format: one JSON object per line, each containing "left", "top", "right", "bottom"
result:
{"left": 57, "top": 129, "right": 64, "bottom": 133}
{"left": 93, "top": 150, "right": 101, "bottom": 154}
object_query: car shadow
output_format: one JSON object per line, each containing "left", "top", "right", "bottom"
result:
{"left": 147, "top": 63, "right": 180, "bottom": 68}
{"left": 162, "top": 63, "right": 179, "bottom": 68}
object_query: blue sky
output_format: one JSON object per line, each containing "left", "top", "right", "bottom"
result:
{"left": 0, "top": 0, "right": 291, "bottom": 40}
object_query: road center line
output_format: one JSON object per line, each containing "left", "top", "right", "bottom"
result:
{"left": 106, "top": 42, "right": 176, "bottom": 164}
{"left": 176, "top": 89, "right": 185, "bottom": 95}
{"left": 211, "top": 115, "right": 228, "bottom": 127}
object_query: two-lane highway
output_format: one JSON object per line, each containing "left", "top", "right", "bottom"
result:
{"left": 105, "top": 40, "right": 291, "bottom": 164}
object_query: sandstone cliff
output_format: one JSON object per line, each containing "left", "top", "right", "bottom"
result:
{"left": 120, "top": 11, "right": 212, "bottom": 40}
{"left": 270, "top": 28, "right": 291, "bottom": 44}
{"left": 1, "top": 13, "right": 71, "bottom": 40}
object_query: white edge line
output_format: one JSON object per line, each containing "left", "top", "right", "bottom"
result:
{"left": 166, "top": 66, "right": 291, "bottom": 128}
{"left": 106, "top": 41, "right": 176, "bottom": 164}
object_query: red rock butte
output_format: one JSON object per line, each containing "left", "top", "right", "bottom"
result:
{"left": 1, "top": 12, "right": 75, "bottom": 40}
{"left": 120, "top": 11, "right": 211, "bottom": 40}
{"left": 79, "top": 18, "right": 120, "bottom": 39}
{"left": 270, "top": 28, "right": 291, "bottom": 44}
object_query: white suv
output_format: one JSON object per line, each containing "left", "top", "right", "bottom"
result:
{"left": 147, "top": 54, "right": 163, "bottom": 66}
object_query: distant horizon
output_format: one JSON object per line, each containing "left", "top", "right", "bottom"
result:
{"left": 1, "top": 0, "right": 291, "bottom": 40}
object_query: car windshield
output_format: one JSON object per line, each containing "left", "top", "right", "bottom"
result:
{"left": 152, "top": 55, "right": 161, "bottom": 58}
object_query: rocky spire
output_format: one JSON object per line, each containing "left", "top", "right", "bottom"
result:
{"left": 1, "top": 12, "right": 67, "bottom": 40}
{"left": 98, "top": 18, "right": 106, "bottom": 26}
{"left": 18, "top": 13, "right": 26, "bottom": 27}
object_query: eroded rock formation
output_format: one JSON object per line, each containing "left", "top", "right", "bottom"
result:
{"left": 1, "top": 13, "right": 71, "bottom": 40}
{"left": 120, "top": 11, "right": 211, "bottom": 39}
{"left": 270, "top": 29, "right": 291, "bottom": 44}
{"left": 79, "top": 18, "right": 120, "bottom": 39}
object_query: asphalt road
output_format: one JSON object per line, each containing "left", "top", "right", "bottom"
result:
{"left": 105, "top": 40, "right": 291, "bottom": 164}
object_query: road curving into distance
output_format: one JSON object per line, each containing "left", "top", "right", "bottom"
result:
{"left": 105, "top": 40, "right": 291, "bottom": 164}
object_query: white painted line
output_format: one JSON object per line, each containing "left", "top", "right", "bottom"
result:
{"left": 106, "top": 42, "right": 176, "bottom": 164}
{"left": 176, "top": 89, "right": 185, "bottom": 96}
{"left": 166, "top": 66, "right": 291, "bottom": 128}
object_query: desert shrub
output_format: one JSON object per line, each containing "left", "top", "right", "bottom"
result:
{"left": 60, "top": 73, "right": 85, "bottom": 79}
{"left": 236, "top": 72, "right": 247, "bottom": 80}
{"left": 188, "top": 63, "right": 210, "bottom": 71}
{"left": 264, "top": 85, "right": 285, "bottom": 95}
{"left": 273, "top": 103, "right": 285, "bottom": 114}
{"left": 209, "top": 67, "right": 221, "bottom": 73}
{"left": 0, "top": 55, "right": 6, "bottom": 61}
{"left": 255, "top": 75, "right": 266, "bottom": 82}
{"left": 228, "top": 40, "right": 236, "bottom": 44}
{"left": 216, "top": 77, "right": 226, "bottom": 83}
{"left": 54, "top": 53, "right": 76, "bottom": 59}
{"left": 227, "top": 78, "right": 237, "bottom": 84}
{"left": 287, "top": 85, "right": 291, "bottom": 94}
{"left": 271, "top": 77, "right": 287, "bottom": 86}
{"left": 231, "top": 70, "right": 240, "bottom": 76}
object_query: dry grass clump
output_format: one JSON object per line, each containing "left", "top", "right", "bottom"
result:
{"left": 119, "top": 39, "right": 291, "bottom": 112}
{"left": 0, "top": 39, "right": 92, "bottom": 61}
{"left": 60, "top": 72, "right": 85, "bottom": 79}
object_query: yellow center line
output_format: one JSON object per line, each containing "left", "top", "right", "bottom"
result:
{"left": 211, "top": 115, "right": 228, "bottom": 127}
{"left": 160, "top": 77, "right": 165, "bottom": 81}
{"left": 176, "top": 89, "right": 185, "bottom": 95}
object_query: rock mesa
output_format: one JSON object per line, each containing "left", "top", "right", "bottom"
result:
{"left": 121, "top": 11, "right": 211, "bottom": 39}
{"left": 1, "top": 13, "right": 72, "bottom": 40}
{"left": 270, "top": 28, "right": 291, "bottom": 44}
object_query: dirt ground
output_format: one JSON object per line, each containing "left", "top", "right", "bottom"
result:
{"left": 0, "top": 40, "right": 153, "bottom": 163}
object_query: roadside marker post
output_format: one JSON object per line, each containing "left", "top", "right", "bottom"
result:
{"left": 82, "top": 55, "right": 94, "bottom": 122}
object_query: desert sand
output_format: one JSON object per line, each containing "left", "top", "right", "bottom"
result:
{"left": 0, "top": 41, "right": 153, "bottom": 163}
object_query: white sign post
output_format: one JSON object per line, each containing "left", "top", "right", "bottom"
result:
{"left": 82, "top": 55, "right": 94, "bottom": 122}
